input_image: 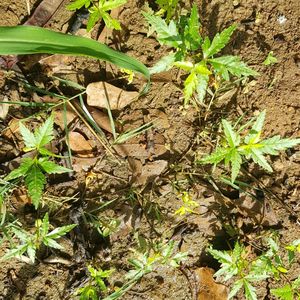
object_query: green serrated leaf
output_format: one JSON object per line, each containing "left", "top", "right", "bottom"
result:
{"left": 228, "top": 279, "right": 243, "bottom": 299}
{"left": 184, "top": 4, "right": 202, "bottom": 51}
{"left": 5, "top": 158, "right": 34, "bottom": 181}
{"left": 271, "top": 285, "right": 294, "bottom": 300}
{"left": 41, "top": 213, "right": 50, "bottom": 236}
{"left": 203, "top": 25, "right": 237, "bottom": 58}
{"left": 244, "top": 110, "right": 266, "bottom": 144}
{"left": 260, "top": 136, "right": 300, "bottom": 155}
{"left": 1, "top": 244, "right": 28, "bottom": 261}
{"left": 149, "top": 52, "right": 176, "bottom": 74}
{"left": 200, "top": 147, "right": 231, "bottom": 165}
{"left": 196, "top": 74, "right": 209, "bottom": 104}
{"left": 38, "top": 158, "right": 72, "bottom": 174}
{"left": 173, "top": 60, "right": 194, "bottom": 71}
{"left": 249, "top": 148, "right": 273, "bottom": 172}
{"left": 209, "top": 55, "right": 259, "bottom": 80}
{"left": 34, "top": 115, "right": 54, "bottom": 149}
{"left": 183, "top": 71, "right": 197, "bottom": 105}
{"left": 24, "top": 164, "right": 46, "bottom": 209}
{"left": 230, "top": 149, "right": 242, "bottom": 182}
{"left": 142, "top": 12, "right": 181, "bottom": 47}
{"left": 222, "top": 119, "right": 240, "bottom": 148}
{"left": 243, "top": 279, "right": 258, "bottom": 300}
{"left": 19, "top": 122, "right": 36, "bottom": 149}
{"left": 43, "top": 238, "right": 64, "bottom": 250}
{"left": 87, "top": 7, "right": 101, "bottom": 32}
{"left": 101, "top": 0, "right": 127, "bottom": 11}
{"left": 67, "top": 0, "right": 91, "bottom": 10}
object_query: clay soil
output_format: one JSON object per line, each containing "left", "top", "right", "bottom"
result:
{"left": 0, "top": 0, "right": 299, "bottom": 299}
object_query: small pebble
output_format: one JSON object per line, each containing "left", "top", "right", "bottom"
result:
{"left": 277, "top": 15, "right": 287, "bottom": 24}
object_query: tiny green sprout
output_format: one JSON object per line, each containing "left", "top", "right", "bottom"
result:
{"left": 143, "top": 4, "right": 258, "bottom": 106}
{"left": 67, "top": 0, "right": 127, "bottom": 32}
{"left": 263, "top": 51, "right": 278, "bottom": 66}
{"left": 200, "top": 110, "right": 300, "bottom": 182}
{"left": 175, "top": 191, "right": 199, "bottom": 215}
{"left": 1, "top": 213, "right": 76, "bottom": 263}
{"left": 271, "top": 276, "right": 300, "bottom": 300}
{"left": 4, "top": 115, "right": 72, "bottom": 208}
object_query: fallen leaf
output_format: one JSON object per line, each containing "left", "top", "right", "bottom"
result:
{"left": 72, "top": 157, "right": 98, "bottom": 172}
{"left": 54, "top": 108, "right": 77, "bottom": 130}
{"left": 86, "top": 81, "right": 139, "bottom": 110}
{"left": 113, "top": 143, "right": 167, "bottom": 158}
{"left": 195, "top": 267, "right": 228, "bottom": 300}
{"left": 68, "top": 131, "right": 93, "bottom": 155}
{"left": 134, "top": 160, "right": 168, "bottom": 185}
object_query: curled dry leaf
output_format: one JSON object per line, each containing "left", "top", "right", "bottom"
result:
{"left": 68, "top": 131, "right": 93, "bottom": 155}
{"left": 86, "top": 81, "right": 139, "bottom": 110}
{"left": 195, "top": 267, "right": 228, "bottom": 300}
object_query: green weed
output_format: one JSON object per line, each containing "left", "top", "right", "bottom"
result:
{"left": 1, "top": 213, "right": 76, "bottom": 263}
{"left": 4, "top": 115, "right": 71, "bottom": 208}
{"left": 200, "top": 110, "right": 300, "bottom": 182}
{"left": 143, "top": 4, "right": 258, "bottom": 106}
{"left": 67, "top": 0, "right": 127, "bottom": 32}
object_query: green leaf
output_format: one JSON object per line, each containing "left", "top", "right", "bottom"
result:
{"left": 209, "top": 55, "right": 259, "bottom": 81}
{"left": 46, "top": 224, "right": 76, "bottom": 240}
{"left": 259, "top": 136, "right": 300, "bottom": 155}
{"left": 142, "top": 12, "right": 181, "bottom": 47}
{"left": 200, "top": 147, "right": 231, "bottom": 165}
{"left": 271, "top": 285, "right": 294, "bottom": 300}
{"left": 38, "top": 158, "right": 72, "bottom": 174}
{"left": 196, "top": 74, "right": 209, "bottom": 104}
{"left": 24, "top": 164, "right": 46, "bottom": 209}
{"left": 5, "top": 158, "right": 34, "bottom": 181}
{"left": 19, "top": 122, "right": 36, "bottom": 149}
{"left": 41, "top": 213, "right": 50, "bottom": 236}
{"left": 207, "top": 247, "right": 233, "bottom": 265}
{"left": 101, "top": 0, "right": 127, "bottom": 11}
{"left": 228, "top": 279, "right": 243, "bottom": 299}
{"left": 1, "top": 243, "right": 29, "bottom": 261}
{"left": 249, "top": 148, "right": 273, "bottom": 172}
{"left": 229, "top": 149, "right": 242, "bottom": 182}
{"left": 149, "top": 52, "right": 176, "bottom": 74}
{"left": 0, "top": 26, "right": 150, "bottom": 82}
{"left": 34, "top": 115, "right": 54, "bottom": 148}
{"left": 184, "top": 4, "right": 202, "bottom": 51}
{"left": 183, "top": 71, "right": 197, "bottom": 105}
{"left": 244, "top": 110, "right": 266, "bottom": 144}
{"left": 67, "top": 0, "right": 91, "bottom": 10}
{"left": 43, "top": 238, "right": 64, "bottom": 250}
{"left": 243, "top": 279, "right": 258, "bottom": 300}
{"left": 222, "top": 119, "right": 240, "bottom": 148}
{"left": 173, "top": 61, "right": 194, "bottom": 72}
{"left": 263, "top": 51, "right": 278, "bottom": 66}
{"left": 26, "top": 244, "right": 36, "bottom": 263}
{"left": 87, "top": 7, "right": 102, "bottom": 32}
{"left": 203, "top": 25, "right": 237, "bottom": 58}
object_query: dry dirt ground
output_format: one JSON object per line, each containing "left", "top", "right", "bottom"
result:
{"left": 0, "top": 0, "right": 299, "bottom": 299}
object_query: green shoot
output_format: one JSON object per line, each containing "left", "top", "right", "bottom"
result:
{"left": 263, "top": 51, "right": 278, "bottom": 66}
{"left": 174, "top": 191, "right": 199, "bottom": 215}
{"left": 67, "top": 0, "right": 127, "bottom": 32}
{"left": 271, "top": 276, "right": 300, "bottom": 300}
{"left": 143, "top": 4, "right": 258, "bottom": 106}
{"left": 200, "top": 110, "right": 300, "bottom": 182}
{"left": 5, "top": 115, "right": 72, "bottom": 208}
{"left": 1, "top": 213, "right": 76, "bottom": 263}
{"left": 155, "top": 0, "right": 180, "bottom": 23}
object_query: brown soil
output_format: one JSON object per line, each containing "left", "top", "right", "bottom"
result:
{"left": 0, "top": 0, "right": 299, "bottom": 299}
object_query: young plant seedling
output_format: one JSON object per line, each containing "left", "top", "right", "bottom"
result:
{"left": 67, "top": 0, "right": 127, "bottom": 32}
{"left": 4, "top": 115, "right": 72, "bottom": 208}
{"left": 155, "top": 0, "right": 180, "bottom": 23}
{"left": 143, "top": 4, "right": 258, "bottom": 106}
{"left": 208, "top": 237, "right": 298, "bottom": 300}
{"left": 271, "top": 276, "right": 300, "bottom": 300}
{"left": 1, "top": 213, "right": 76, "bottom": 263}
{"left": 200, "top": 110, "right": 300, "bottom": 182}
{"left": 174, "top": 191, "right": 199, "bottom": 215}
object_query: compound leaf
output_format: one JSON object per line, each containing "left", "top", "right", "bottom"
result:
{"left": 184, "top": 4, "right": 202, "bottom": 50}
{"left": 244, "top": 110, "right": 266, "bottom": 144}
{"left": 5, "top": 158, "right": 34, "bottom": 181}
{"left": 203, "top": 25, "right": 236, "bottom": 58}
{"left": 87, "top": 7, "right": 102, "bottom": 32}
{"left": 200, "top": 147, "right": 231, "bottom": 165}
{"left": 260, "top": 136, "right": 300, "bottom": 155}
{"left": 271, "top": 285, "right": 294, "bottom": 300}
{"left": 209, "top": 55, "right": 258, "bottom": 81}
{"left": 46, "top": 224, "right": 77, "bottom": 240}
{"left": 222, "top": 119, "right": 240, "bottom": 148}
{"left": 149, "top": 52, "right": 176, "bottom": 74}
{"left": 243, "top": 279, "right": 257, "bottom": 300}
{"left": 249, "top": 148, "right": 273, "bottom": 172}
{"left": 229, "top": 279, "right": 243, "bottom": 299}
{"left": 24, "top": 164, "right": 46, "bottom": 209}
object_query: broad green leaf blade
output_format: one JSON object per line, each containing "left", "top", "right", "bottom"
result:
{"left": 222, "top": 119, "right": 240, "bottom": 148}
{"left": 5, "top": 158, "right": 34, "bottom": 181}
{"left": 209, "top": 55, "right": 259, "bottom": 80}
{"left": 19, "top": 122, "right": 36, "bottom": 149}
{"left": 142, "top": 12, "right": 181, "bottom": 47}
{"left": 270, "top": 285, "right": 293, "bottom": 300}
{"left": 149, "top": 52, "right": 176, "bottom": 74}
{"left": 34, "top": 115, "right": 54, "bottom": 148}
{"left": 24, "top": 164, "right": 46, "bottom": 209}
{"left": 203, "top": 25, "right": 237, "bottom": 58}
{"left": 0, "top": 26, "right": 150, "bottom": 81}
{"left": 38, "top": 158, "right": 72, "bottom": 174}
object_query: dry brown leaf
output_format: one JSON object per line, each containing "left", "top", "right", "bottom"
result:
{"left": 72, "top": 157, "right": 98, "bottom": 172}
{"left": 0, "top": 96, "right": 9, "bottom": 120}
{"left": 135, "top": 160, "right": 168, "bottom": 185}
{"left": 54, "top": 108, "right": 77, "bottom": 130}
{"left": 68, "top": 131, "right": 93, "bottom": 154}
{"left": 86, "top": 81, "right": 139, "bottom": 110}
{"left": 114, "top": 143, "right": 167, "bottom": 158}
{"left": 2, "top": 118, "right": 20, "bottom": 139}
{"left": 195, "top": 267, "right": 228, "bottom": 300}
